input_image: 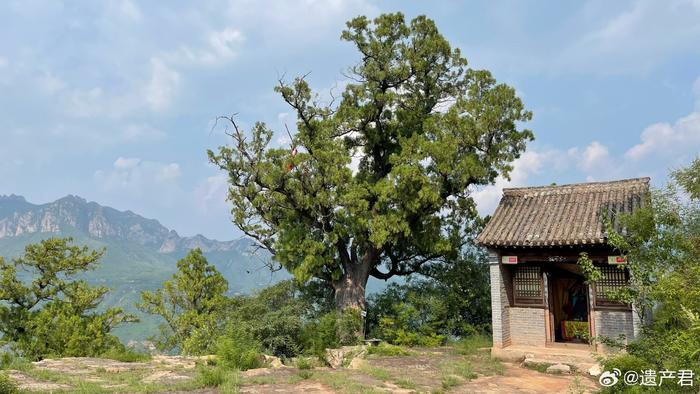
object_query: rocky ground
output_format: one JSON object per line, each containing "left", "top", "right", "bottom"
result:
{"left": 4, "top": 347, "right": 600, "bottom": 393}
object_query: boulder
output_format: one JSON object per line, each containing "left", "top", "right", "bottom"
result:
{"left": 324, "top": 345, "right": 367, "bottom": 369}
{"left": 347, "top": 357, "right": 365, "bottom": 370}
{"left": 546, "top": 364, "right": 571, "bottom": 375}
{"left": 261, "top": 354, "right": 284, "bottom": 368}
{"left": 522, "top": 358, "right": 551, "bottom": 368}
{"left": 588, "top": 364, "right": 602, "bottom": 377}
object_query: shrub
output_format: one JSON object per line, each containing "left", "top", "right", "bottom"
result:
{"left": 297, "top": 370, "right": 313, "bottom": 379}
{"left": 366, "top": 343, "right": 411, "bottom": 357}
{"left": 336, "top": 309, "right": 363, "bottom": 346}
{"left": 230, "top": 281, "right": 306, "bottom": 358}
{"left": 295, "top": 358, "right": 314, "bottom": 370}
{"left": 0, "top": 353, "right": 29, "bottom": 372}
{"left": 99, "top": 346, "right": 151, "bottom": 363}
{"left": 453, "top": 334, "right": 492, "bottom": 355}
{"left": 300, "top": 312, "right": 339, "bottom": 356}
{"left": 0, "top": 372, "right": 18, "bottom": 394}
{"left": 626, "top": 327, "right": 700, "bottom": 372}
{"left": 602, "top": 354, "right": 652, "bottom": 375}
{"left": 366, "top": 252, "right": 492, "bottom": 342}
{"left": 196, "top": 365, "right": 227, "bottom": 387}
{"left": 216, "top": 330, "right": 262, "bottom": 371}
{"left": 227, "top": 280, "right": 335, "bottom": 359}
{"left": 441, "top": 375, "right": 460, "bottom": 390}
{"left": 373, "top": 300, "right": 447, "bottom": 347}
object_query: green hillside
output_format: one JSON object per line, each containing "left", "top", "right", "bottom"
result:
{"left": 0, "top": 232, "right": 290, "bottom": 343}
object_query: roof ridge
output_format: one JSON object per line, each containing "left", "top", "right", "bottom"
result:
{"left": 503, "top": 177, "right": 650, "bottom": 194}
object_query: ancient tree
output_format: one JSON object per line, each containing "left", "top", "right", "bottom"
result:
{"left": 209, "top": 13, "right": 533, "bottom": 311}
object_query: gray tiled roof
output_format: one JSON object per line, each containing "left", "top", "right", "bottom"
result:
{"left": 476, "top": 177, "right": 650, "bottom": 247}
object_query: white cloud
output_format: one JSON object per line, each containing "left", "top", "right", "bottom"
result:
{"left": 194, "top": 174, "right": 229, "bottom": 212}
{"left": 0, "top": 56, "right": 8, "bottom": 67}
{"left": 60, "top": 57, "right": 180, "bottom": 118}
{"left": 625, "top": 112, "right": 700, "bottom": 161}
{"left": 158, "top": 163, "right": 181, "bottom": 181}
{"left": 569, "top": 141, "right": 612, "bottom": 173}
{"left": 473, "top": 150, "right": 546, "bottom": 215}
{"left": 95, "top": 157, "right": 181, "bottom": 193}
{"left": 169, "top": 27, "right": 244, "bottom": 66}
{"left": 625, "top": 76, "right": 700, "bottom": 161}
{"left": 145, "top": 57, "right": 180, "bottom": 111}
{"left": 36, "top": 71, "right": 66, "bottom": 94}
{"left": 118, "top": 0, "right": 142, "bottom": 21}
{"left": 121, "top": 123, "right": 166, "bottom": 142}
{"left": 556, "top": 0, "right": 700, "bottom": 75}
{"left": 66, "top": 87, "right": 104, "bottom": 118}
{"left": 113, "top": 157, "right": 141, "bottom": 170}
{"left": 474, "top": 76, "right": 700, "bottom": 215}
{"left": 208, "top": 28, "right": 244, "bottom": 60}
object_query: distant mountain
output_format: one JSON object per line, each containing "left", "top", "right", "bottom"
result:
{"left": 0, "top": 194, "right": 240, "bottom": 254}
{"left": 0, "top": 194, "right": 287, "bottom": 342}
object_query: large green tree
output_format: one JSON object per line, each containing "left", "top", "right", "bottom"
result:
{"left": 0, "top": 238, "right": 135, "bottom": 360}
{"left": 209, "top": 13, "right": 532, "bottom": 311}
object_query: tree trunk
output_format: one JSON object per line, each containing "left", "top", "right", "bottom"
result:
{"left": 333, "top": 259, "right": 371, "bottom": 312}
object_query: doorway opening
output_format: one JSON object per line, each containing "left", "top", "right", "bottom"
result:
{"left": 549, "top": 273, "right": 590, "bottom": 343}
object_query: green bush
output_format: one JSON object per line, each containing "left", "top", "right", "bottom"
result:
{"left": 300, "top": 312, "right": 338, "bottom": 356}
{"left": 227, "top": 280, "right": 334, "bottom": 358}
{"left": 299, "top": 309, "right": 364, "bottom": 356}
{"left": 216, "top": 331, "right": 262, "bottom": 371}
{"left": 196, "top": 365, "right": 227, "bottom": 387}
{"left": 366, "top": 343, "right": 411, "bottom": 357}
{"left": 297, "top": 369, "right": 313, "bottom": 380}
{"left": 602, "top": 354, "right": 652, "bottom": 375}
{"left": 336, "top": 309, "right": 363, "bottom": 346}
{"left": 0, "top": 354, "right": 13, "bottom": 370}
{"left": 372, "top": 298, "right": 448, "bottom": 347}
{"left": 0, "top": 372, "right": 18, "bottom": 394}
{"left": 627, "top": 327, "right": 700, "bottom": 372}
{"left": 295, "top": 358, "right": 314, "bottom": 370}
{"left": 366, "top": 252, "right": 492, "bottom": 342}
{"left": 454, "top": 334, "right": 492, "bottom": 355}
{"left": 99, "top": 346, "right": 151, "bottom": 363}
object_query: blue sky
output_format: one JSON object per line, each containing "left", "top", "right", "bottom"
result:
{"left": 1, "top": 0, "right": 699, "bottom": 241}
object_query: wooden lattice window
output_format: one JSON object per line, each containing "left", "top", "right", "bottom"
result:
{"left": 594, "top": 266, "right": 629, "bottom": 308}
{"left": 513, "top": 266, "right": 544, "bottom": 306}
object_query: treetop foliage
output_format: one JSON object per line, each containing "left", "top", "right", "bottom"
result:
{"left": 209, "top": 12, "right": 533, "bottom": 309}
{"left": 0, "top": 238, "right": 135, "bottom": 360}
{"left": 138, "top": 248, "right": 229, "bottom": 355}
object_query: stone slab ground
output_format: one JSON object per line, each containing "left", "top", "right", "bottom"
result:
{"left": 4, "top": 347, "right": 600, "bottom": 393}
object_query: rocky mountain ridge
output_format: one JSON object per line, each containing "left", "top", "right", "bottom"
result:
{"left": 0, "top": 194, "right": 241, "bottom": 254}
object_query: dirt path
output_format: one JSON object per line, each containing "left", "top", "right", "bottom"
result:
{"left": 237, "top": 365, "right": 596, "bottom": 393}
{"left": 460, "top": 364, "right": 597, "bottom": 393}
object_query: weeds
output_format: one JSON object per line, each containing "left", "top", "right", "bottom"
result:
{"left": 441, "top": 375, "right": 460, "bottom": 390}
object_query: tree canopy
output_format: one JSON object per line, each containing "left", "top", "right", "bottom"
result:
{"left": 0, "top": 238, "right": 135, "bottom": 360}
{"left": 138, "top": 249, "right": 229, "bottom": 355}
{"left": 209, "top": 13, "right": 533, "bottom": 310}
